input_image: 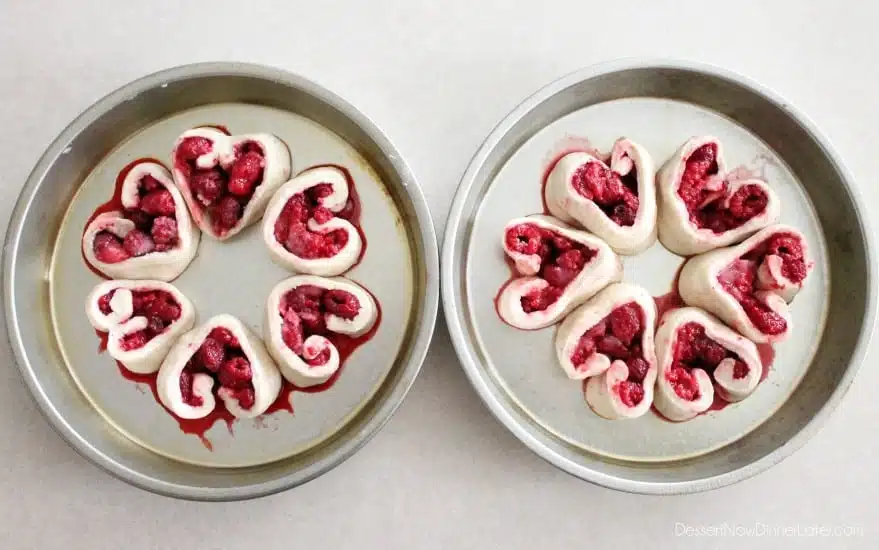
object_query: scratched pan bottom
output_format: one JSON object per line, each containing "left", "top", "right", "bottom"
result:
{"left": 442, "top": 60, "right": 874, "bottom": 493}
{"left": 5, "top": 63, "right": 439, "bottom": 500}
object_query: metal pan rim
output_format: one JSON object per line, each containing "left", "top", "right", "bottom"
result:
{"left": 4, "top": 61, "right": 440, "bottom": 501}
{"left": 441, "top": 56, "right": 877, "bottom": 494}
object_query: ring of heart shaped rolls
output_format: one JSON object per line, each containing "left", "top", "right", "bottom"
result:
{"left": 85, "top": 279, "right": 195, "bottom": 374}
{"left": 498, "top": 214, "right": 622, "bottom": 331}
{"left": 262, "top": 166, "right": 363, "bottom": 276}
{"left": 171, "top": 127, "right": 292, "bottom": 240}
{"left": 265, "top": 275, "right": 378, "bottom": 389}
{"left": 544, "top": 137, "right": 657, "bottom": 255}
{"left": 653, "top": 307, "right": 762, "bottom": 422}
{"left": 678, "top": 224, "right": 814, "bottom": 344}
{"left": 657, "top": 136, "right": 781, "bottom": 256}
{"left": 555, "top": 282, "right": 657, "bottom": 420}
{"left": 82, "top": 161, "right": 200, "bottom": 281}
{"left": 156, "top": 314, "right": 282, "bottom": 419}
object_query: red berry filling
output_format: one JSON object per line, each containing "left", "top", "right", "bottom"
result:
{"left": 678, "top": 144, "right": 769, "bottom": 233}
{"left": 569, "top": 302, "right": 648, "bottom": 407}
{"left": 278, "top": 285, "right": 361, "bottom": 366}
{"left": 99, "top": 289, "right": 182, "bottom": 351}
{"left": 504, "top": 223, "right": 598, "bottom": 313}
{"left": 717, "top": 232, "right": 806, "bottom": 335}
{"left": 92, "top": 174, "right": 180, "bottom": 263}
{"left": 570, "top": 160, "right": 640, "bottom": 226}
{"left": 179, "top": 327, "right": 255, "bottom": 410}
{"left": 667, "top": 322, "right": 749, "bottom": 401}
{"left": 175, "top": 137, "right": 266, "bottom": 236}
{"left": 273, "top": 183, "right": 357, "bottom": 259}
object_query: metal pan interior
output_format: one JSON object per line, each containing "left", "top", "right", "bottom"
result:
{"left": 4, "top": 63, "right": 438, "bottom": 500}
{"left": 443, "top": 59, "right": 874, "bottom": 494}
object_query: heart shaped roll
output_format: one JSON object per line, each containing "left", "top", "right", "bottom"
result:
{"left": 262, "top": 166, "right": 363, "bottom": 276}
{"left": 544, "top": 138, "right": 657, "bottom": 255}
{"left": 678, "top": 224, "right": 813, "bottom": 343}
{"left": 657, "top": 136, "right": 780, "bottom": 255}
{"left": 156, "top": 314, "right": 282, "bottom": 419}
{"left": 654, "top": 307, "right": 762, "bottom": 422}
{"left": 85, "top": 279, "right": 195, "bottom": 374}
{"left": 498, "top": 215, "right": 622, "bottom": 330}
{"left": 265, "top": 275, "right": 378, "bottom": 388}
{"left": 82, "top": 161, "right": 200, "bottom": 281}
{"left": 555, "top": 283, "right": 657, "bottom": 420}
{"left": 172, "top": 127, "right": 292, "bottom": 240}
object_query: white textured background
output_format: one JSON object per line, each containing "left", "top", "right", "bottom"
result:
{"left": 1, "top": 1, "right": 876, "bottom": 548}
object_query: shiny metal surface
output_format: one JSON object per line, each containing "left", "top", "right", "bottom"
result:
{"left": 4, "top": 62, "right": 439, "bottom": 500}
{"left": 442, "top": 59, "right": 875, "bottom": 494}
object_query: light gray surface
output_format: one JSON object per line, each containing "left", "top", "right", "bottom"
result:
{"left": 0, "top": 0, "right": 876, "bottom": 548}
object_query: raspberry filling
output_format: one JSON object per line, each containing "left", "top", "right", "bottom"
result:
{"left": 717, "top": 232, "right": 807, "bottom": 335}
{"left": 505, "top": 223, "right": 598, "bottom": 313}
{"left": 570, "top": 302, "right": 648, "bottom": 407}
{"left": 279, "top": 285, "right": 361, "bottom": 366}
{"left": 571, "top": 159, "right": 639, "bottom": 226}
{"left": 174, "top": 136, "right": 266, "bottom": 235}
{"left": 667, "top": 322, "right": 749, "bottom": 401}
{"left": 678, "top": 144, "right": 769, "bottom": 233}
{"left": 178, "top": 327, "right": 256, "bottom": 410}
{"left": 98, "top": 289, "right": 182, "bottom": 351}
{"left": 273, "top": 183, "right": 357, "bottom": 259}
{"left": 92, "top": 174, "right": 180, "bottom": 263}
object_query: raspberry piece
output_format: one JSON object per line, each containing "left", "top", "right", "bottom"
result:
{"left": 728, "top": 184, "right": 768, "bottom": 220}
{"left": 139, "top": 189, "right": 176, "bottom": 216}
{"left": 617, "top": 380, "right": 644, "bottom": 407}
{"left": 142, "top": 294, "right": 180, "bottom": 322}
{"left": 211, "top": 196, "right": 242, "bottom": 232}
{"left": 177, "top": 137, "right": 213, "bottom": 161}
{"left": 306, "top": 347, "right": 332, "bottom": 366}
{"left": 190, "top": 169, "right": 225, "bottom": 205}
{"left": 281, "top": 309, "right": 304, "bottom": 354}
{"left": 232, "top": 388, "right": 255, "bottom": 409}
{"left": 610, "top": 193, "right": 639, "bottom": 226}
{"left": 227, "top": 150, "right": 264, "bottom": 196}
{"left": 505, "top": 223, "right": 543, "bottom": 255}
{"left": 306, "top": 183, "right": 334, "bottom": 203}
{"left": 218, "top": 357, "right": 252, "bottom": 390}
{"left": 179, "top": 369, "right": 203, "bottom": 407}
{"left": 570, "top": 335, "right": 596, "bottom": 367}
{"left": 626, "top": 357, "right": 649, "bottom": 384}
{"left": 597, "top": 335, "right": 629, "bottom": 358}
{"left": 147, "top": 316, "right": 165, "bottom": 335}
{"left": 609, "top": 303, "right": 641, "bottom": 346}
{"left": 585, "top": 319, "right": 608, "bottom": 338}
{"left": 520, "top": 286, "right": 562, "bottom": 313}
{"left": 323, "top": 290, "right": 360, "bottom": 319}
{"left": 286, "top": 285, "right": 325, "bottom": 312}
{"left": 125, "top": 209, "right": 153, "bottom": 230}
{"left": 297, "top": 308, "right": 327, "bottom": 334}
{"left": 198, "top": 338, "right": 225, "bottom": 372}
{"left": 732, "top": 360, "right": 750, "bottom": 379}
{"left": 313, "top": 206, "right": 335, "bottom": 225}
{"left": 151, "top": 216, "right": 178, "bottom": 245}
{"left": 208, "top": 327, "right": 239, "bottom": 348}
{"left": 667, "top": 365, "right": 700, "bottom": 401}
{"left": 140, "top": 174, "right": 162, "bottom": 192}
{"left": 122, "top": 229, "right": 155, "bottom": 257}
{"left": 98, "top": 291, "right": 114, "bottom": 315}
{"left": 120, "top": 330, "right": 148, "bottom": 351}
{"left": 93, "top": 232, "right": 131, "bottom": 263}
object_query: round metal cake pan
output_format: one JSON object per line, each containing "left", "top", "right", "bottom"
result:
{"left": 3, "top": 62, "right": 439, "bottom": 500}
{"left": 442, "top": 58, "right": 876, "bottom": 494}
